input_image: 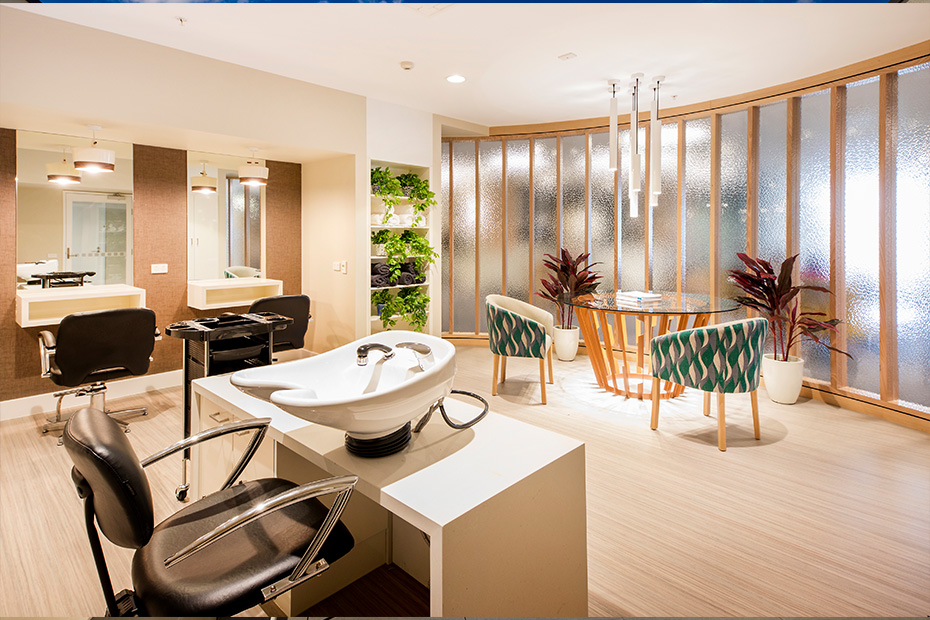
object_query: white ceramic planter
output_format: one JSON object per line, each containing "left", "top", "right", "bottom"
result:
{"left": 762, "top": 354, "right": 805, "bottom": 404}
{"left": 553, "top": 326, "right": 580, "bottom": 361}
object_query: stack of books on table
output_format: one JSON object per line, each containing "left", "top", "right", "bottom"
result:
{"left": 615, "top": 291, "right": 662, "bottom": 307}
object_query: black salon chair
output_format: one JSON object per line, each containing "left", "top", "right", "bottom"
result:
{"left": 249, "top": 294, "right": 311, "bottom": 353}
{"left": 39, "top": 307, "right": 158, "bottom": 436}
{"left": 63, "top": 407, "right": 356, "bottom": 617}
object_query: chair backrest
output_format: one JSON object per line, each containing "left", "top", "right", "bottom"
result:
{"left": 63, "top": 407, "right": 155, "bottom": 549}
{"left": 250, "top": 295, "right": 310, "bottom": 351}
{"left": 486, "top": 295, "right": 548, "bottom": 359}
{"left": 650, "top": 317, "right": 768, "bottom": 394}
{"left": 54, "top": 308, "right": 156, "bottom": 387}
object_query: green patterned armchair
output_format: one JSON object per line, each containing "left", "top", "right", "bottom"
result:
{"left": 649, "top": 317, "right": 767, "bottom": 451}
{"left": 486, "top": 294, "right": 554, "bottom": 404}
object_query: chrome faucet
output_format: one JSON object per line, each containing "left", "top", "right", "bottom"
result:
{"left": 396, "top": 342, "right": 434, "bottom": 371}
{"left": 357, "top": 343, "right": 395, "bottom": 366}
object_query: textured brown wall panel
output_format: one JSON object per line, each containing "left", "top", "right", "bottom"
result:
{"left": 265, "top": 160, "right": 302, "bottom": 296}
{"left": 133, "top": 144, "right": 189, "bottom": 376}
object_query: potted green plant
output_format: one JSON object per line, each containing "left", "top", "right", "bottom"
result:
{"left": 728, "top": 252, "right": 851, "bottom": 404}
{"left": 537, "top": 248, "right": 603, "bottom": 361}
{"left": 398, "top": 287, "right": 430, "bottom": 332}
{"left": 370, "top": 228, "right": 391, "bottom": 256}
{"left": 398, "top": 173, "right": 437, "bottom": 226}
{"left": 370, "top": 167, "right": 402, "bottom": 222}
{"left": 371, "top": 289, "right": 402, "bottom": 328}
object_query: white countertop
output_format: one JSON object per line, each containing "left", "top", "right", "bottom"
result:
{"left": 192, "top": 374, "right": 584, "bottom": 536}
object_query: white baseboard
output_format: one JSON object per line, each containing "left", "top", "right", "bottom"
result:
{"left": 0, "top": 370, "right": 183, "bottom": 422}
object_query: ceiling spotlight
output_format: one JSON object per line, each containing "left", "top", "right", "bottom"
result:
{"left": 400, "top": 61, "right": 415, "bottom": 71}
{"left": 47, "top": 149, "right": 81, "bottom": 185}
{"left": 446, "top": 74, "right": 466, "bottom": 83}
{"left": 238, "top": 147, "right": 268, "bottom": 187}
{"left": 73, "top": 125, "right": 116, "bottom": 173}
{"left": 558, "top": 52, "right": 577, "bottom": 61}
{"left": 191, "top": 162, "right": 217, "bottom": 194}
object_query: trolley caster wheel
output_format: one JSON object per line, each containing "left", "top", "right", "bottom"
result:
{"left": 175, "top": 484, "right": 189, "bottom": 502}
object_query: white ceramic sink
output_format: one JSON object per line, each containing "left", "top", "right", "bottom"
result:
{"left": 230, "top": 331, "right": 456, "bottom": 439}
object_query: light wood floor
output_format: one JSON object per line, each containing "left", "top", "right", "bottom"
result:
{"left": 1, "top": 345, "right": 928, "bottom": 617}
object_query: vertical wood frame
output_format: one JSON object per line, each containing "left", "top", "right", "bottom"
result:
{"left": 830, "top": 86, "right": 848, "bottom": 389}
{"left": 584, "top": 131, "right": 591, "bottom": 256}
{"left": 786, "top": 97, "right": 801, "bottom": 352}
{"left": 878, "top": 72, "right": 899, "bottom": 402}
{"left": 556, "top": 135, "right": 562, "bottom": 250}
{"left": 528, "top": 138, "right": 535, "bottom": 303}
{"left": 474, "top": 140, "right": 480, "bottom": 334}
{"left": 746, "top": 106, "right": 760, "bottom": 260}
{"left": 709, "top": 114, "right": 721, "bottom": 305}
{"left": 644, "top": 122, "right": 652, "bottom": 290}
{"left": 501, "top": 139, "right": 508, "bottom": 297}
{"left": 447, "top": 142, "right": 454, "bottom": 333}
{"left": 676, "top": 121, "right": 685, "bottom": 295}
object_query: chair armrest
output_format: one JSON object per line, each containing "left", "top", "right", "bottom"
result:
{"left": 38, "top": 330, "right": 56, "bottom": 377}
{"left": 488, "top": 295, "right": 554, "bottom": 336}
{"left": 163, "top": 475, "right": 358, "bottom": 589}
{"left": 141, "top": 417, "right": 271, "bottom": 491}
{"left": 154, "top": 327, "right": 161, "bottom": 341}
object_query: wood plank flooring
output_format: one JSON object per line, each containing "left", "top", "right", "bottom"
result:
{"left": 1, "top": 345, "right": 928, "bottom": 617}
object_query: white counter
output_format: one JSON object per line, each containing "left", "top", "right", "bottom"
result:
{"left": 187, "top": 278, "right": 283, "bottom": 310}
{"left": 15, "top": 284, "right": 146, "bottom": 327}
{"left": 190, "top": 374, "right": 588, "bottom": 616}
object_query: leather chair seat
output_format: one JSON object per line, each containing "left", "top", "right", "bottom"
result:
{"left": 132, "top": 478, "right": 354, "bottom": 616}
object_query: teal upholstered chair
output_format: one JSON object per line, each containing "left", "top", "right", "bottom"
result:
{"left": 486, "top": 294, "right": 554, "bottom": 404}
{"left": 650, "top": 317, "right": 767, "bottom": 451}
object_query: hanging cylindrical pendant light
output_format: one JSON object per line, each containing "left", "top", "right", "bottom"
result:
{"left": 649, "top": 76, "right": 664, "bottom": 209}
{"left": 629, "top": 73, "right": 643, "bottom": 218}
{"left": 608, "top": 80, "right": 618, "bottom": 171}
{"left": 47, "top": 150, "right": 81, "bottom": 185}
{"left": 73, "top": 125, "right": 116, "bottom": 173}
{"left": 238, "top": 147, "right": 268, "bottom": 187}
{"left": 191, "top": 162, "right": 217, "bottom": 194}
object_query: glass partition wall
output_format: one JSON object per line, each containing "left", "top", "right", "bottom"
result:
{"left": 441, "top": 59, "right": 930, "bottom": 419}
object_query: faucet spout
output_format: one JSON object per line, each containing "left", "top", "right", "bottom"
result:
{"left": 357, "top": 343, "right": 395, "bottom": 366}
{"left": 396, "top": 342, "right": 434, "bottom": 371}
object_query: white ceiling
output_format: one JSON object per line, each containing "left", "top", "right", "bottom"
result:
{"left": 8, "top": 3, "right": 930, "bottom": 128}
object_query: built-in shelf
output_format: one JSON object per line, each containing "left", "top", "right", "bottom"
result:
{"left": 370, "top": 225, "right": 429, "bottom": 231}
{"left": 370, "top": 282, "right": 429, "bottom": 291}
{"left": 15, "top": 284, "right": 146, "bottom": 328}
{"left": 188, "top": 278, "right": 283, "bottom": 310}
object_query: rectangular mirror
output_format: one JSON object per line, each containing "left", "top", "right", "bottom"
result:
{"left": 16, "top": 130, "right": 133, "bottom": 287}
{"left": 187, "top": 151, "right": 265, "bottom": 281}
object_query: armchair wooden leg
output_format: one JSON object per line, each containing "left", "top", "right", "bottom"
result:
{"left": 547, "top": 348, "right": 554, "bottom": 383}
{"left": 750, "top": 390, "right": 760, "bottom": 440}
{"left": 717, "top": 393, "right": 726, "bottom": 451}
{"left": 501, "top": 356, "right": 507, "bottom": 382}
{"left": 650, "top": 376, "right": 661, "bottom": 430}
{"left": 703, "top": 392, "right": 711, "bottom": 416}
{"left": 491, "top": 354, "right": 499, "bottom": 396}
{"left": 539, "top": 358, "right": 547, "bottom": 405}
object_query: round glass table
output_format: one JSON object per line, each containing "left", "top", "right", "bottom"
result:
{"left": 569, "top": 292, "right": 740, "bottom": 400}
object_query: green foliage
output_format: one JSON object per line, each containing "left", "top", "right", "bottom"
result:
{"left": 370, "top": 229, "right": 392, "bottom": 245}
{"left": 370, "top": 167, "right": 403, "bottom": 220}
{"left": 397, "top": 173, "right": 437, "bottom": 226}
{"left": 382, "top": 231, "right": 410, "bottom": 281}
{"left": 398, "top": 287, "right": 430, "bottom": 332}
{"left": 400, "top": 230, "right": 438, "bottom": 273}
{"left": 372, "top": 289, "right": 404, "bottom": 329}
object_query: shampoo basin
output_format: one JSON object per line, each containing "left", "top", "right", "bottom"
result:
{"left": 230, "top": 331, "right": 455, "bottom": 441}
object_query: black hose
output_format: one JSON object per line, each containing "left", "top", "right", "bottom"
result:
{"left": 439, "top": 389, "right": 489, "bottom": 429}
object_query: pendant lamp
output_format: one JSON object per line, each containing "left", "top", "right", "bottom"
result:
{"left": 47, "top": 150, "right": 81, "bottom": 185}
{"left": 191, "top": 163, "right": 217, "bottom": 194}
{"left": 649, "top": 76, "right": 664, "bottom": 209}
{"left": 73, "top": 125, "right": 116, "bottom": 173}
{"left": 238, "top": 147, "right": 268, "bottom": 187}
{"left": 608, "top": 80, "right": 619, "bottom": 171}
{"left": 629, "top": 74, "right": 643, "bottom": 218}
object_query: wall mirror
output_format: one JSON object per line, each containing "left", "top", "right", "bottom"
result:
{"left": 187, "top": 150, "right": 265, "bottom": 281}
{"left": 16, "top": 129, "right": 134, "bottom": 287}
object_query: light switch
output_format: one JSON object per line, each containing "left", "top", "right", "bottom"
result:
{"left": 332, "top": 261, "right": 340, "bottom": 271}
{"left": 340, "top": 260, "right": 348, "bottom": 274}
{"left": 151, "top": 263, "right": 168, "bottom": 274}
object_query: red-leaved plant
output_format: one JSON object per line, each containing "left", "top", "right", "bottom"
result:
{"left": 727, "top": 253, "right": 851, "bottom": 362}
{"left": 537, "top": 248, "right": 603, "bottom": 329}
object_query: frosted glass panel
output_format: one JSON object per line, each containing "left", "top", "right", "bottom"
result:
{"left": 619, "top": 127, "right": 646, "bottom": 291}
{"left": 758, "top": 101, "right": 787, "bottom": 269}
{"left": 441, "top": 142, "right": 450, "bottom": 333}
{"left": 478, "top": 141, "right": 503, "bottom": 334}
{"left": 561, "top": 134, "right": 587, "bottom": 258}
{"left": 719, "top": 110, "right": 748, "bottom": 323}
{"left": 652, "top": 122, "right": 679, "bottom": 294}
{"left": 896, "top": 63, "right": 930, "bottom": 409}
{"left": 506, "top": 140, "right": 531, "bottom": 304}
{"left": 798, "top": 90, "right": 832, "bottom": 383}
{"left": 452, "top": 141, "right": 477, "bottom": 333}
{"left": 684, "top": 118, "right": 711, "bottom": 294}
{"left": 589, "top": 131, "right": 616, "bottom": 289}
{"left": 844, "top": 77, "right": 880, "bottom": 395}
{"left": 534, "top": 138, "right": 559, "bottom": 315}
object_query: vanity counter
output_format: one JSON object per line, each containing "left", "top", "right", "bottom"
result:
{"left": 15, "top": 284, "right": 146, "bottom": 327}
{"left": 190, "top": 374, "right": 588, "bottom": 616}
{"left": 187, "top": 278, "right": 283, "bottom": 310}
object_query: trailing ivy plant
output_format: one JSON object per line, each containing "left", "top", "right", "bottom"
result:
{"left": 370, "top": 167, "right": 403, "bottom": 222}
{"left": 397, "top": 173, "right": 437, "bottom": 226}
{"left": 400, "top": 230, "right": 438, "bottom": 273}
{"left": 382, "top": 230, "right": 409, "bottom": 282}
{"left": 371, "top": 289, "right": 403, "bottom": 329}
{"left": 398, "top": 287, "right": 430, "bottom": 332}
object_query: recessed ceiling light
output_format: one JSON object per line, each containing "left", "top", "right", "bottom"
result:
{"left": 558, "top": 52, "right": 577, "bottom": 61}
{"left": 446, "top": 74, "right": 466, "bottom": 84}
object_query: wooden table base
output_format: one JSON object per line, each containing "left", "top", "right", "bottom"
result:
{"left": 576, "top": 307, "right": 711, "bottom": 400}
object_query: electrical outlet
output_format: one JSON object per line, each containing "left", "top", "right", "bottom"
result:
{"left": 332, "top": 261, "right": 340, "bottom": 271}
{"left": 340, "top": 260, "right": 348, "bottom": 274}
{"left": 151, "top": 263, "right": 168, "bottom": 274}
